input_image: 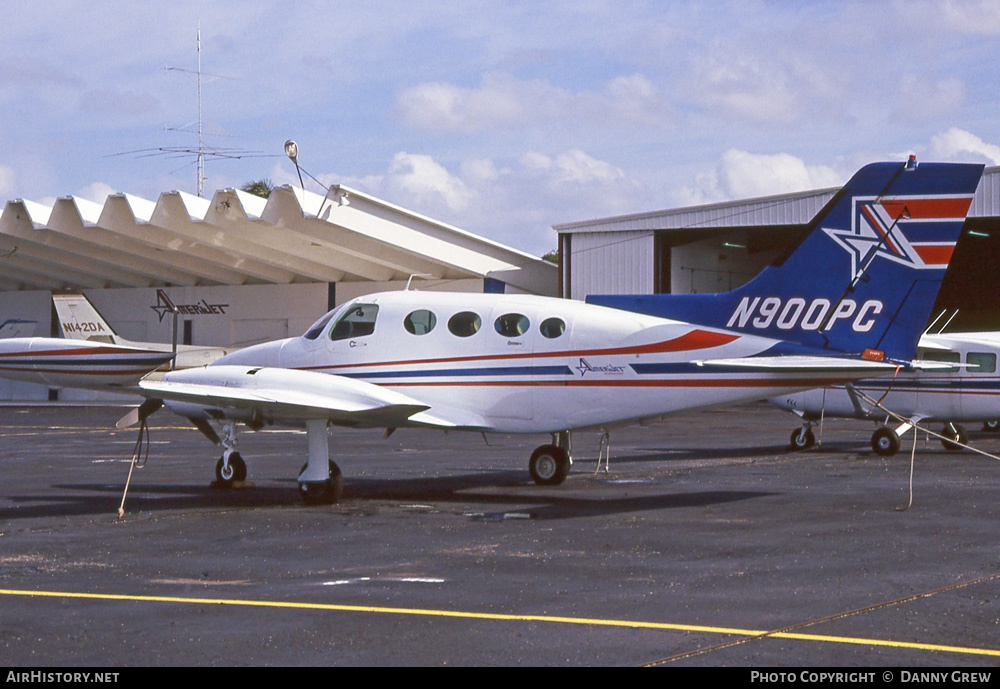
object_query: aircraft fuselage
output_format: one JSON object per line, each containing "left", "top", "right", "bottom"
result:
{"left": 208, "top": 290, "right": 865, "bottom": 433}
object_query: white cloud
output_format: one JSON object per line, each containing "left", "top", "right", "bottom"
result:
{"left": 335, "top": 148, "right": 642, "bottom": 255}
{"left": 939, "top": 0, "right": 1000, "bottom": 35}
{"left": 395, "top": 71, "right": 670, "bottom": 134}
{"left": 384, "top": 152, "right": 474, "bottom": 213}
{"left": 74, "top": 181, "right": 116, "bottom": 204}
{"left": 687, "top": 50, "right": 800, "bottom": 125}
{"left": 396, "top": 72, "right": 561, "bottom": 133}
{"left": 0, "top": 166, "right": 15, "bottom": 199}
{"left": 892, "top": 76, "right": 967, "bottom": 121}
{"left": 521, "top": 149, "right": 628, "bottom": 187}
{"left": 677, "top": 150, "right": 844, "bottom": 204}
{"left": 928, "top": 128, "right": 1000, "bottom": 165}
{"left": 460, "top": 158, "right": 502, "bottom": 184}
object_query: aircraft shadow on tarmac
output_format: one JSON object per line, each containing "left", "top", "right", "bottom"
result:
{"left": 1, "top": 466, "right": 775, "bottom": 521}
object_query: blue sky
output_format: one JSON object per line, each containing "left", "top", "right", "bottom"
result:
{"left": 2, "top": 1, "right": 998, "bottom": 255}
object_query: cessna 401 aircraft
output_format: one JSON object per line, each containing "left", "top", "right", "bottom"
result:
{"left": 771, "top": 330, "right": 1000, "bottom": 456}
{"left": 0, "top": 159, "right": 984, "bottom": 504}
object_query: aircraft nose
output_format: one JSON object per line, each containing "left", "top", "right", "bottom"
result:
{"left": 213, "top": 340, "right": 285, "bottom": 368}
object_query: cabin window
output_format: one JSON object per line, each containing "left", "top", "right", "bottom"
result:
{"left": 920, "top": 349, "right": 961, "bottom": 371}
{"left": 539, "top": 317, "right": 566, "bottom": 339}
{"left": 329, "top": 304, "right": 379, "bottom": 341}
{"left": 302, "top": 305, "right": 343, "bottom": 340}
{"left": 495, "top": 313, "right": 529, "bottom": 338}
{"left": 448, "top": 311, "right": 482, "bottom": 337}
{"left": 967, "top": 352, "right": 996, "bottom": 373}
{"left": 404, "top": 310, "right": 437, "bottom": 335}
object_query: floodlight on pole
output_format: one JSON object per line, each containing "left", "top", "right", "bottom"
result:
{"left": 285, "top": 139, "right": 304, "bottom": 189}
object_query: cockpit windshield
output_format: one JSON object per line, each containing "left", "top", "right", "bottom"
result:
{"left": 302, "top": 305, "right": 344, "bottom": 340}
{"left": 329, "top": 304, "right": 379, "bottom": 340}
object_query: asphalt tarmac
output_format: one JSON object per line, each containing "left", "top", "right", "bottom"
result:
{"left": 1, "top": 402, "right": 999, "bottom": 667}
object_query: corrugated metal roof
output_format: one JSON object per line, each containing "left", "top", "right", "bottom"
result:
{"left": 0, "top": 184, "right": 556, "bottom": 295}
{"left": 555, "top": 165, "right": 1000, "bottom": 235}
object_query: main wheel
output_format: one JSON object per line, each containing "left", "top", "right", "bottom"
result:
{"left": 529, "top": 445, "right": 570, "bottom": 486}
{"left": 789, "top": 428, "right": 815, "bottom": 451}
{"left": 871, "top": 428, "right": 901, "bottom": 457}
{"left": 941, "top": 424, "right": 968, "bottom": 451}
{"left": 298, "top": 460, "right": 344, "bottom": 505}
{"left": 215, "top": 452, "right": 247, "bottom": 486}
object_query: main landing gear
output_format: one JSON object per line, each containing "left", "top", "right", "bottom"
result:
{"left": 208, "top": 419, "right": 342, "bottom": 504}
{"left": 870, "top": 422, "right": 969, "bottom": 456}
{"left": 297, "top": 418, "right": 343, "bottom": 505}
{"left": 871, "top": 427, "right": 901, "bottom": 456}
{"left": 940, "top": 423, "right": 968, "bottom": 452}
{"left": 529, "top": 431, "right": 572, "bottom": 486}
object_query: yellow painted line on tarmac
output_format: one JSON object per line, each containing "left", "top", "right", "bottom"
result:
{"left": 3, "top": 588, "right": 1000, "bottom": 659}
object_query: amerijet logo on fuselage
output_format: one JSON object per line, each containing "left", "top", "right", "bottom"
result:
{"left": 823, "top": 195, "right": 962, "bottom": 281}
{"left": 576, "top": 358, "right": 626, "bottom": 376}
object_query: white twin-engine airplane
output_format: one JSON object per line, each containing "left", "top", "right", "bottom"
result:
{"left": 0, "top": 159, "right": 984, "bottom": 505}
{"left": 771, "top": 330, "right": 1000, "bottom": 456}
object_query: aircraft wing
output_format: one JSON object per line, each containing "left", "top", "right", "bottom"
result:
{"left": 137, "top": 365, "right": 490, "bottom": 430}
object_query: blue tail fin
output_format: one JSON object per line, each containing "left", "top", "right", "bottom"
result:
{"left": 587, "top": 160, "right": 984, "bottom": 361}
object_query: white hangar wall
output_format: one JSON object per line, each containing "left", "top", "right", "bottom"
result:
{"left": 563, "top": 231, "right": 654, "bottom": 299}
{"left": 0, "top": 290, "right": 53, "bottom": 401}
{"left": 84, "top": 283, "right": 329, "bottom": 349}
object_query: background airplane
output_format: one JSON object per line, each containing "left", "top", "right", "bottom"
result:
{"left": 773, "top": 329, "right": 1000, "bottom": 455}
{"left": 53, "top": 292, "right": 232, "bottom": 369}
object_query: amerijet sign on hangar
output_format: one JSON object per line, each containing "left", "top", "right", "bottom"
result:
{"left": 0, "top": 160, "right": 984, "bottom": 505}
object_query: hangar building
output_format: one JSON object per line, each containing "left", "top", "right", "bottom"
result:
{"left": 0, "top": 183, "right": 557, "bottom": 400}
{"left": 556, "top": 166, "right": 1000, "bottom": 331}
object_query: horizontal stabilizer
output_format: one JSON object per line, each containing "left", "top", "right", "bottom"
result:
{"left": 694, "top": 356, "right": 899, "bottom": 373}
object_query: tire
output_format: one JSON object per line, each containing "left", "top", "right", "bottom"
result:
{"left": 789, "top": 428, "right": 815, "bottom": 451}
{"left": 529, "top": 445, "right": 570, "bottom": 486}
{"left": 871, "top": 428, "right": 900, "bottom": 457}
{"left": 215, "top": 452, "right": 247, "bottom": 486}
{"left": 298, "top": 460, "right": 344, "bottom": 505}
{"left": 941, "top": 424, "right": 968, "bottom": 452}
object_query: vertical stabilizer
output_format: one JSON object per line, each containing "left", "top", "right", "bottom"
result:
{"left": 53, "top": 293, "right": 123, "bottom": 345}
{"left": 587, "top": 160, "right": 985, "bottom": 361}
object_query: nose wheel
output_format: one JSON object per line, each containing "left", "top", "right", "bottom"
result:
{"left": 789, "top": 427, "right": 816, "bottom": 450}
{"left": 215, "top": 452, "right": 247, "bottom": 485}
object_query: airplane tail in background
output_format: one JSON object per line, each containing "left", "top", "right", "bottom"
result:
{"left": 587, "top": 159, "right": 985, "bottom": 362}
{"left": 53, "top": 293, "right": 122, "bottom": 345}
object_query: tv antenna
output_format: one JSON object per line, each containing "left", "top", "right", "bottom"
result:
{"left": 109, "top": 22, "right": 276, "bottom": 197}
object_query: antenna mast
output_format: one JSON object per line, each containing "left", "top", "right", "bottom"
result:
{"left": 197, "top": 22, "right": 204, "bottom": 197}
